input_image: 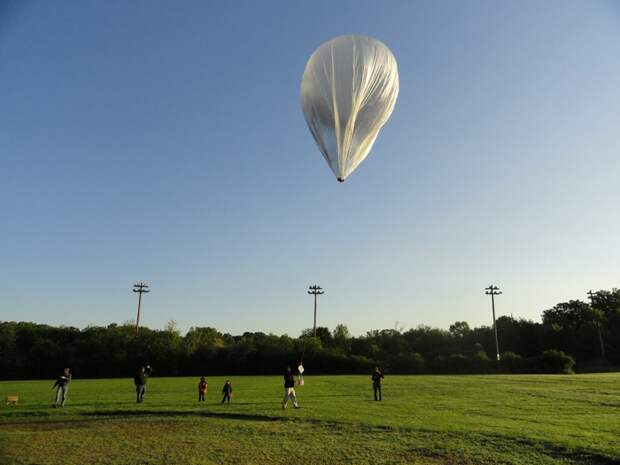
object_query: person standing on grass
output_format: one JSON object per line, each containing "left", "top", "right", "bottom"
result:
{"left": 134, "top": 365, "right": 152, "bottom": 403}
{"left": 281, "top": 366, "right": 299, "bottom": 409}
{"left": 52, "top": 368, "right": 72, "bottom": 407}
{"left": 221, "top": 380, "right": 232, "bottom": 404}
{"left": 372, "top": 367, "right": 384, "bottom": 401}
{"left": 198, "top": 376, "right": 208, "bottom": 402}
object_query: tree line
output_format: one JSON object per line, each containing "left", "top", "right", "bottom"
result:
{"left": 1, "top": 288, "right": 618, "bottom": 380}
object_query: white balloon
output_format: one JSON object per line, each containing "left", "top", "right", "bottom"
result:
{"left": 301, "top": 35, "right": 399, "bottom": 182}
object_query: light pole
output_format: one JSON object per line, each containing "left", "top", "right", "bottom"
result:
{"left": 485, "top": 285, "right": 502, "bottom": 361}
{"left": 587, "top": 290, "right": 605, "bottom": 359}
{"left": 133, "top": 282, "right": 150, "bottom": 333}
{"left": 307, "top": 285, "right": 324, "bottom": 338}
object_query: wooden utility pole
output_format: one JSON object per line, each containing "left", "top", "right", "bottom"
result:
{"left": 485, "top": 285, "right": 502, "bottom": 361}
{"left": 307, "top": 285, "right": 324, "bottom": 338}
{"left": 133, "top": 282, "right": 150, "bottom": 333}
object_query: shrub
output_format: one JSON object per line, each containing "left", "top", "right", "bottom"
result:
{"left": 389, "top": 352, "right": 425, "bottom": 373}
{"left": 500, "top": 352, "right": 524, "bottom": 373}
{"left": 533, "top": 349, "right": 575, "bottom": 374}
{"left": 470, "top": 351, "right": 490, "bottom": 373}
{"left": 447, "top": 354, "right": 469, "bottom": 373}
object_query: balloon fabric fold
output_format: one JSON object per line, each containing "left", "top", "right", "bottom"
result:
{"left": 300, "top": 35, "right": 399, "bottom": 182}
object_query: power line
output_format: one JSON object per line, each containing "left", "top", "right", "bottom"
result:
{"left": 133, "top": 282, "right": 150, "bottom": 333}
{"left": 307, "top": 284, "right": 324, "bottom": 338}
{"left": 484, "top": 285, "right": 502, "bottom": 361}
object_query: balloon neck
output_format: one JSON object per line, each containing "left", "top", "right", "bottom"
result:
{"left": 337, "top": 177, "right": 345, "bottom": 183}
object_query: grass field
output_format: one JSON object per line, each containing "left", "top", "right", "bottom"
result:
{"left": 1, "top": 374, "right": 619, "bottom": 465}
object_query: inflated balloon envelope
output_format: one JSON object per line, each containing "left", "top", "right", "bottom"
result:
{"left": 300, "top": 35, "right": 399, "bottom": 182}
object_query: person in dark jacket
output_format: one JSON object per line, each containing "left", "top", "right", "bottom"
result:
{"left": 198, "top": 376, "right": 208, "bottom": 402}
{"left": 52, "top": 368, "right": 72, "bottom": 407}
{"left": 371, "top": 367, "right": 384, "bottom": 401}
{"left": 221, "top": 380, "right": 232, "bottom": 404}
{"left": 134, "top": 365, "right": 152, "bottom": 403}
{"left": 281, "top": 367, "right": 299, "bottom": 409}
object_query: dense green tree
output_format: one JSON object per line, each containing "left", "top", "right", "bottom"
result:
{"left": 332, "top": 324, "right": 351, "bottom": 353}
{"left": 2, "top": 287, "right": 619, "bottom": 379}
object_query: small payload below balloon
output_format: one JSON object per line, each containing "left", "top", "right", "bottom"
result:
{"left": 300, "top": 35, "right": 399, "bottom": 182}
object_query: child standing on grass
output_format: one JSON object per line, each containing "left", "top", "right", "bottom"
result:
{"left": 221, "top": 380, "right": 232, "bottom": 404}
{"left": 198, "top": 376, "right": 208, "bottom": 402}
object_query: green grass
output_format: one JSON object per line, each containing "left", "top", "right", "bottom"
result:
{"left": 1, "top": 374, "right": 619, "bottom": 464}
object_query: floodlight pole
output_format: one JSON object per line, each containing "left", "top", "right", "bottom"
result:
{"left": 587, "top": 290, "right": 605, "bottom": 359}
{"left": 133, "top": 282, "right": 150, "bottom": 333}
{"left": 485, "top": 285, "right": 502, "bottom": 361}
{"left": 307, "top": 285, "right": 324, "bottom": 338}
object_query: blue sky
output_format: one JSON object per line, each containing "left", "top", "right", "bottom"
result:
{"left": 1, "top": 1, "right": 619, "bottom": 335}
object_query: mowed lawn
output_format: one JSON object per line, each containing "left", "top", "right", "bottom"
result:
{"left": 0, "top": 374, "right": 619, "bottom": 465}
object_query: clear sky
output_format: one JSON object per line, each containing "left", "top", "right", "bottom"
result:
{"left": 1, "top": 1, "right": 619, "bottom": 336}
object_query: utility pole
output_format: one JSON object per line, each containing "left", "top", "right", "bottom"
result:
{"left": 485, "top": 285, "right": 502, "bottom": 361}
{"left": 587, "top": 290, "right": 605, "bottom": 359}
{"left": 133, "top": 282, "right": 150, "bottom": 333}
{"left": 307, "top": 285, "right": 324, "bottom": 338}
